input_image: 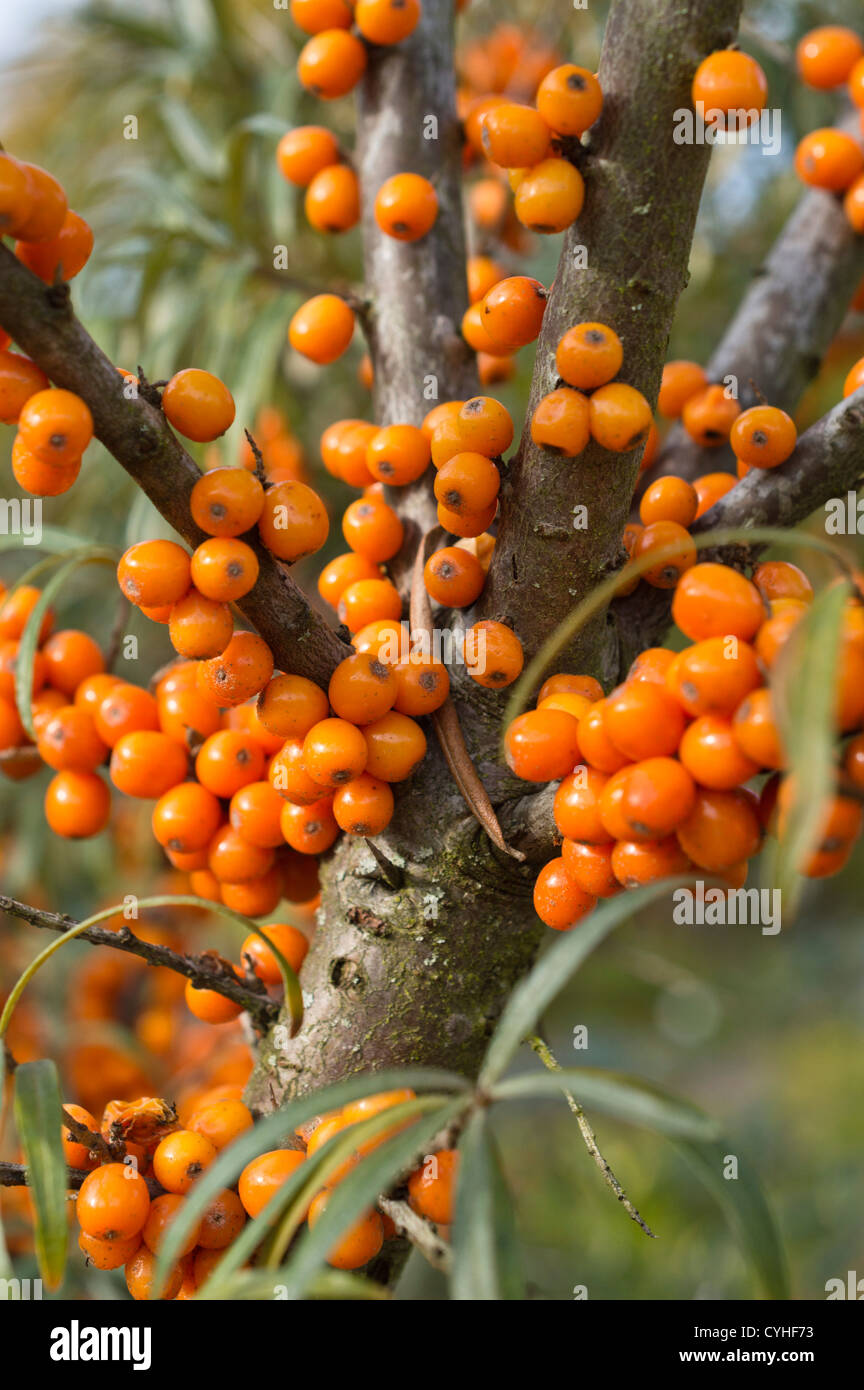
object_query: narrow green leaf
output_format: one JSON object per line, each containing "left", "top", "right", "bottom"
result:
{"left": 160, "top": 96, "right": 226, "bottom": 180}
{"left": 14, "top": 548, "right": 118, "bottom": 739}
{"left": 675, "top": 1139, "right": 789, "bottom": 1299}
{"left": 451, "top": 1110, "right": 524, "bottom": 1300}
{"left": 13, "top": 1060, "right": 68, "bottom": 1291}
{"left": 196, "top": 1267, "right": 391, "bottom": 1301}
{"left": 492, "top": 1068, "right": 720, "bottom": 1141}
{"left": 478, "top": 879, "right": 689, "bottom": 1088}
{"left": 0, "top": 527, "right": 97, "bottom": 556}
{"left": 765, "top": 582, "right": 849, "bottom": 916}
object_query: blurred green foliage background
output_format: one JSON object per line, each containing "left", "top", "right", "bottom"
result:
{"left": 1, "top": 0, "right": 863, "bottom": 1300}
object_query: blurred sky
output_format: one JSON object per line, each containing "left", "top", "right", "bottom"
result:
{"left": 0, "top": 0, "right": 79, "bottom": 60}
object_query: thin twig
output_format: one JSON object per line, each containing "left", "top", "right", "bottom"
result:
{"left": 527, "top": 1035, "right": 656, "bottom": 1239}
{"left": 378, "top": 1195, "right": 453, "bottom": 1274}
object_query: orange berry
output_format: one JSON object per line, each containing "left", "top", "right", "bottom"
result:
{"left": 13, "top": 162, "right": 68, "bottom": 242}
{"left": 188, "top": 1098, "right": 254, "bottom": 1151}
{"left": 481, "top": 102, "right": 550, "bottom": 167}
{"left": 366, "top": 424, "right": 431, "bottom": 485}
{"left": 604, "top": 680, "right": 685, "bottom": 760}
{"left": 197, "top": 1189, "right": 247, "bottom": 1249}
{"left": 666, "top": 637, "right": 761, "bottom": 718}
{"left": 752, "top": 561, "right": 813, "bottom": 606}
{"left": 374, "top": 173, "right": 438, "bottom": 242}
{"left": 556, "top": 322, "right": 623, "bottom": 392}
{"left": 280, "top": 795, "right": 340, "bottom": 854}
{"left": 589, "top": 382, "right": 652, "bottom": 452}
{"left": 611, "top": 835, "right": 692, "bottom": 888}
{"left": 11, "top": 439, "right": 80, "bottom": 497}
{"left": 44, "top": 770, "right": 110, "bottom": 837}
{"left": 633, "top": 520, "right": 696, "bottom": 588}
{"left": 308, "top": 1190, "right": 384, "bottom": 1269}
{"left": 0, "top": 153, "right": 34, "bottom": 236}
{"left": 672, "top": 563, "right": 764, "bottom": 641}
{"left": 424, "top": 546, "right": 486, "bottom": 607}
{"left": 342, "top": 495, "right": 404, "bottom": 562}
{"left": 209, "top": 823, "right": 275, "bottom": 882}
{"left": 333, "top": 772, "right": 394, "bottom": 835}
{"left": 577, "top": 701, "right": 631, "bottom": 773}
{"left": 534, "top": 857, "right": 597, "bottom": 930}
{"left": 355, "top": 0, "right": 421, "bottom": 44}
{"left": 618, "top": 756, "right": 697, "bottom": 838}
{"left": 639, "top": 476, "right": 698, "bottom": 528}
{"left": 560, "top": 839, "right": 619, "bottom": 898}
{"left": 153, "top": 1130, "right": 218, "bottom": 1195}
{"left": 530, "top": 387, "right": 590, "bottom": 456}
{"left": 321, "top": 419, "right": 377, "bottom": 485}
{"left": 18, "top": 388, "right": 92, "bottom": 465}
{"left": 142, "top": 1194, "right": 202, "bottom": 1257}
{"left": 537, "top": 64, "right": 602, "bottom": 136}
{"left": 678, "top": 714, "right": 760, "bottom": 790}
{"left": 190, "top": 467, "right": 264, "bottom": 538}
{"left": 467, "top": 255, "right": 505, "bottom": 303}
{"left": 78, "top": 1230, "right": 142, "bottom": 1271}
{"left": 505, "top": 709, "right": 582, "bottom": 782}
{"left": 731, "top": 688, "right": 784, "bottom": 770}
{"left": 795, "top": 128, "right": 864, "bottom": 192}
{"left": 269, "top": 736, "right": 324, "bottom": 805}
{"left": 0, "top": 349, "right": 50, "bottom": 424}
{"left": 298, "top": 30, "right": 368, "bottom": 99}
{"left": 169, "top": 590, "right": 233, "bottom": 660}
{"left": 258, "top": 480, "right": 329, "bottom": 562}
{"left": 303, "top": 717, "right": 368, "bottom": 788}
{"left": 407, "top": 1148, "right": 459, "bottom": 1224}
{"left": 289, "top": 294, "right": 355, "bottom": 363}
{"left": 338, "top": 577, "right": 402, "bottom": 632}
{"left": 291, "top": 0, "right": 353, "bottom": 33}
{"left": 229, "top": 780, "right": 285, "bottom": 847}
{"left": 329, "top": 652, "right": 397, "bottom": 724}
{"left": 257, "top": 674, "right": 330, "bottom": 741}
{"left": 362, "top": 710, "right": 427, "bottom": 781}
{"left": 241, "top": 924, "right": 308, "bottom": 984}
{"left": 76, "top": 1163, "right": 151, "bottom": 1241}
{"left": 41, "top": 628, "right": 104, "bottom": 695}
{"left": 110, "top": 730, "right": 188, "bottom": 798}
{"left": 843, "top": 356, "right": 864, "bottom": 398}
{"left": 693, "top": 471, "right": 736, "bottom": 518}
{"left": 62, "top": 1103, "right": 101, "bottom": 1171}
{"left": 118, "top": 539, "right": 191, "bottom": 609}
{"left": 514, "top": 157, "right": 585, "bottom": 233}
{"left": 221, "top": 867, "right": 284, "bottom": 916}
{"left": 729, "top": 405, "right": 797, "bottom": 469}
{"left": 463, "top": 619, "right": 523, "bottom": 689}
{"left": 676, "top": 788, "right": 761, "bottom": 871}
{"left": 392, "top": 653, "right": 450, "bottom": 715}
{"left": 152, "top": 781, "right": 223, "bottom": 854}
{"left": 196, "top": 728, "right": 265, "bottom": 797}
{"left": 434, "top": 452, "right": 500, "bottom": 514}
{"left": 657, "top": 360, "right": 708, "bottom": 418}
{"left": 480, "top": 276, "right": 547, "bottom": 351}
{"left": 162, "top": 369, "right": 234, "bottom": 443}
{"left": 681, "top": 384, "right": 741, "bottom": 446}
{"left": 238, "top": 1149, "right": 306, "bottom": 1218}
{"left": 797, "top": 26, "right": 863, "bottom": 89}
{"left": 277, "top": 125, "right": 341, "bottom": 185}
{"left": 843, "top": 174, "right": 864, "bottom": 232}
{"left": 16, "top": 207, "right": 93, "bottom": 281}
{"left": 691, "top": 50, "right": 767, "bottom": 118}
{"left": 190, "top": 538, "right": 259, "bottom": 602}
{"left": 196, "top": 631, "right": 275, "bottom": 707}
{"left": 538, "top": 673, "right": 603, "bottom": 704}
{"left": 318, "top": 553, "right": 381, "bottom": 609}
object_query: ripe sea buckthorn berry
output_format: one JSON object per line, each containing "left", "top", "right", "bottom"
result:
{"left": 0, "top": 638, "right": 44, "bottom": 701}
{"left": 321, "top": 419, "right": 377, "bottom": 485}
{"left": 197, "top": 1189, "right": 246, "bottom": 1249}
{"left": 277, "top": 125, "right": 341, "bottom": 185}
{"left": 258, "top": 480, "right": 329, "bottom": 562}
{"left": 342, "top": 495, "right": 404, "bottom": 562}
{"left": 457, "top": 396, "right": 513, "bottom": 457}
{"left": 308, "top": 1191, "right": 384, "bottom": 1269}
{"left": 537, "top": 64, "right": 602, "bottom": 136}
{"left": 553, "top": 765, "right": 611, "bottom": 842}
{"left": 732, "top": 688, "right": 783, "bottom": 769}
{"left": 539, "top": 691, "right": 595, "bottom": 718}
{"left": 850, "top": 56, "right": 864, "bottom": 108}
{"left": 677, "top": 787, "right": 761, "bottom": 870}
{"left": 333, "top": 772, "right": 395, "bottom": 835}
{"left": 142, "top": 1194, "right": 201, "bottom": 1257}
{"left": 462, "top": 303, "right": 504, "bottom": 356}
{"left": 481, "top": 103, "right": 550, "bottom": 167}
{"left": 681, "top": 384, "right": 741, "bottom": 446}
{"left": 110, "top": 731, "right": 188, "bottom": 798}
{"left": 611, "top": 835, "right": 691, "bottom": 888}
{"left": 797, "top": 26, "right": 863, "bottom": 89}
{"left": 191, "top": 467, "right": 264, "bottom": 537}
{"left": 693, "top": 471, "right": 735, "bottom": 518}
{"left": 514, "top": 157, "right": 585, "bottom": 233}
{"left": 657, "top": 360, "right": 708, "bottom": 418}
{"left": 560, "top": 838, "right": 619, "bottom": 897}
{"left": 0, "top": 349, "right": 49, "bottom": 424}
{"left": 467, "top": 255, "right": 505, "bottom": 302}
{"left": 303, "top": 717, "right": 368, "bottom": 787}
{"left": 117, "top": 539, "right": 191, "bottom": 609}
{"left": 162, "top": 369, "right": 235, "bottom": 443}
{"left": 289, "top": 294, "right": 354, "bottom": 363}
{"left": 152, "top": 781, "right": 222, "bottom": 854}
{"left": 169, "top": 591, "right": 233, "bottom": 660}
{"left": 407, "top": 1149, "right": 459, "bottom": 1225}
{"left": 534, "top": 857, "right": 597, "bottom": 930}
{"left": 604, "top": 681, "right": 685, "bottom": 760}
{"left": 269, "top": 736, "right": 323, "bottom": 805}
{"left": 530, "top": 387, "right": 590, "bottom": 456}
{"left": 184, "top": 973, "right": 243, "bottom": 1024}
{"left": 30, "top": 687, "right": 67, "bottom": 735}
{"left": 795, "top": 129, "right": 864, "bottom": 192}
{"left": 424, "top": 545, "right": 485, "bottom": 607}
{"left": 678, "top": 714, "right": 759, "bottom": 789}
{"left": 338, "top": 577, "right": 402, "bottom": 631}
{"left": 691, "top": 50, "right": 767, "bottom": 119}
{"left": 480, "top": 276, "right": 547, "bottom": 351}
{"left": 633, "top": 520, "right": 696, "bottom": 588}
{"left": 318, "top": 553, "right": 381, "bottom": 608}
{"left": 619, "top": 757, "right": 696, "bottom": 838}
{"left": 437, "top": 499, "right": 497, "bottom": 538}
{"left": 190, "top": 538, "right": 259, "bottom": 603}
{"left": 576, "top": 700, "right": 630, "bottom": 773}
{"left": 41, "top": 629, "right": 104, "bottom": 696}
{"left": 505, "top": 708, "right": 581, "bottom": 783}
{"left": 44, "top": 769, "right": 110, "bottom": 837}
{"left": 356, "top": 0, "right": 421, "bottom": 45}
{"left": 434, "top": 452, "right": 500, "bottom": 514}
{"left": 257, "top": 674, "right": 329, "bottom": 740}
{"left": 843, "top": 356, "right": 864, "bottom": 397}
{"left": 556, "top": 322, "right": 623, "bottom": 392}
{"left": 62, "top": 1103, "right": 101, "bottom": 1171}
{"left": 843, "top": 174, "right": 864, "bottom": 232}
{"left": 374, "top": 172, "right": 439, "bottom": 242}
{"left": 280, "top": 795, "right": 339, "bottom": 854}
{"left": 422, "top": 399, "right": 464, "bottom": 440}
{"left": 209, "top": 824, "right": 275, "bottom": 883}
{"left": 125, "top": 1247, "right": 185, "bottom": 1302}
{"left": 11, "top": 441, "right": 79, "bottom": 497}
{"left": 16, "top": 208, "right": 93, "bottom": 281}
{"left": 392, "top": 653, "right": 450, "bottom": 714}
{"left": 672, "top": 562, "right": 764, "bottom": 641}
{"left": 366, "top": 424, "right": 430, "bottom": 485}
{"left": 291, "top": 0, "right": 353, "bottom": 34}
{"left": 241, "top": 923, "right": 308, "bottom": 984}
{"left": 230, "top": 780, "right": 285, "bottom": 847}
{"left": 153, "top": 1130, "right": 218, "bottom": 1195}
{"left": 79, "top": 1230, "right": 142, "bottom": 1271}
{"left": 0, "top": 153, "right": 33, "bottom": 234}
{"left": 221, "top": 867, "right": 283, "bottom": 916}
{"left": 752, "top": 561, "right": 813, "bottom": 606}
{"left": 362, "top": 710, "right": 426, "bottom": 781}
{"left": 238, "top": 1150, "right": 306, "bottom": 1219}
{"left": 188, "top": 1097, "right": 254, "bottom": 1151}
{"left": 196, "top": 729, "right": 265, "bottom": 798}
{"left": 18, "top": 388, "right": 92, "bottom": 465}
{"left": 329, "top": 652, "right": 397, "bottom": 724}
{"left": 730, "top": 405, "right": 796, "bottom": 468}
{"left": 464, "top": 619, "right": 523, "bottom": 689}
{"left": 639, "top": 476, "right": 698, "bottom": 528}
{"left": 298, "top": 29, "right": 367, "bottom": 98}
{"left": 539, "top": 673, "right": 603, "bottom": 704}
{"left": 197, "top": 631, "right": 275, "bottom": 707}
{"left": 843, "top": 732, "right": 864, "bottom": 789}
{"left": 77, "top": 1163, "right": 151, "bottom": 1242}
{"left": 589, "top": 383, "right": 652, "bottom": 452}
{"left": 666, "top": 637, "right": 760, "bottom": 717}
{"left": 754, "top": 607, "right": 803, "bottom": 669}
{"left": 13, "top": 162, "right": 67, "bottom": 242}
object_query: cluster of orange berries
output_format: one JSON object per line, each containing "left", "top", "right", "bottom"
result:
{"left": 507, "top": 559, "right": 864, "bottom": 930}
{"left": 791, "top": 26, "right": 864, "bottom": 233}
{"left": 0, "top": 148, "right": 93, "bottom": 282}
{"left": 66, "top": 1085, "right": 456, "bottom": 1296}
{"left": 532, "top": 320, "right": 651, "bottom": 459}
